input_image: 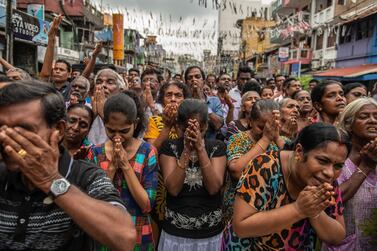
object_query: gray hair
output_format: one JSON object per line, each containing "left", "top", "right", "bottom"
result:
{"left": 94, "top": 68, "right": 127, "bottom": 89}
{"left": 338, "top": 97, "right": 377, "bottom": 134}
{"left": 71, "top": 75, "right": 90, "bottom": 94}
{"left": 250, "top": 99, "right": 279, "bottom": 120}
{"left": 278, "top": 98, "right": 294, "bottom": 110}
{"left": 239, "top": 91, "right": 260, "bottom": 119}
{"left": 7, "top": 68, "right": 32, "bottom": 80}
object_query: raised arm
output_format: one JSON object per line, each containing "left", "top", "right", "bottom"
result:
{"left": 40, "top": 15, "right": 62, "bottom": 80}
{"left": 160, "top": 145, "right": 190, "bottom": 197}
{"left": 340, "top": 142, "right": 377, "bottom": 202}
{"left": 81, "top": 43, "right": 102, "bottom": 79}
{"left": 188, "top": 120, "right": 226, "bottom": 195}
{"left": 115, "top": 139, "right": 158, "bottom": 213}
{"left": 0, "top": 57, "right": 15, "bottom": 71}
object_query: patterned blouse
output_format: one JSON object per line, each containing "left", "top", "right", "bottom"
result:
{"left": 223, "top": 131, "right": 279, "bottom": 223}
{"left": 222, "top": 151, "right": 344, "bottom": 250}
{"left": 324, "top": 159, "right": 377, "bottom": 250}
{"left": 87, "top": 141, "right": 159, "bottom": 251}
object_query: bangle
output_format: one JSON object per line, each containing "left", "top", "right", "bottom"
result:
{"left": 201, "top": 162, "right": 211, "bottom": 170}
{"left": 255, "top": 141, "right": 266, "bottom": 151}
{"left": 357, "top": 167, "right": 368, "bottom": 178}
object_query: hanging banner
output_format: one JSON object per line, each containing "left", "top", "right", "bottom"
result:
{"left": 27, "top": 4, "right": 45, "bottom": 20}
{"left": 12, "top": 9, "right": 50, "bottom": 45}
{"left": 113, "top": 14, "right": 124, "bottom": 60}
{"left": 278, "top": 47, "right": 289, "bottom": 62}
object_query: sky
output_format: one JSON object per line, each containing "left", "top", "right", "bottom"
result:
{"left": 91, "top": 0, "right": 273, "bottom": 59}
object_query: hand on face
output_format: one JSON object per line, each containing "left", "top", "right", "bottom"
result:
{"left": 263, "top": 110, "right": 281, "bottom": 141}
{"left": 0, "top": 126, "right": 61, "bottom": 193}
{"left": 162, "top": 103, "right": 178, "bottom": 127}
{"left": 92, "top": 85, "right": 106, "bottom": 117}
{"left": 184, "top": 119, "right": 204, "bottom": 151}
{"left": 294, "top": 183, "right": 335, "bottom": 218}
{"left": 360, "top": 138, "right": 377, "bottom": 165}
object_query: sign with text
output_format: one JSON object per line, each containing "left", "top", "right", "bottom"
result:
{"left": 278, "top": 47, "right": 289, "bottom": 62}
{"left": 12, "top": 9, "right": 49, "bottom": 45}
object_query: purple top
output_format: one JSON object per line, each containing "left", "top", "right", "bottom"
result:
{"left": 323, "top": 158, "right": 377, "bottom": 251}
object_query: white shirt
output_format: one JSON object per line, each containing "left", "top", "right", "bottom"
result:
{"left": 229, "top": 87, "right": 241, "bottom": 120}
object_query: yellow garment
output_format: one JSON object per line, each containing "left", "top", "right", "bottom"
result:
{"left": 144, "top": 116, "right": 178, "bottom": 140}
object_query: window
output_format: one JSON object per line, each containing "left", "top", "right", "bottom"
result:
{"left": 316, "top": 33, "right": 324, "bottom": 50}
{"left": 337, "top": 0, "right": 346, "bottom": 5}
{"left": 356, "top": 20, "right": 370, "bottom": 40}
{"left": 327, "top": 30, "right": 336, "bottom": 47}
{"left": 339, "top": 24, "right": 352, "bottom": 44}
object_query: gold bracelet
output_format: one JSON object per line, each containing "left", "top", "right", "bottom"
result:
{"left": 201, "top": 162, "right": 211, "bottom": 170}
{"left": 357, "top": 167, "right": 368, "bottom": 178}
{"left": 255, "top": 141, "right": 265, "bottom": 151}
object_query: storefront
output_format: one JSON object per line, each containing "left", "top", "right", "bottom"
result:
{"left": 11, "top": 9, "right": 49, "bottom": 75}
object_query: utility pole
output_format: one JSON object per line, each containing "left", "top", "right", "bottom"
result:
{"left": 5, "top": 0, "right": 13, "bottom": 64}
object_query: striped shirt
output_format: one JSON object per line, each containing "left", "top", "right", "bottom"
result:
{"left": 0, "top": 147, "right": 125, "bottom": 251}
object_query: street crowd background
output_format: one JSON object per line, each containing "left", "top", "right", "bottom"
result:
{"left": 0, "top": 0, "right": 377, "bottom": 251}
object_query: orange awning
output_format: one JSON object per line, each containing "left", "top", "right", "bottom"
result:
{"left": 313, "top": 64, "right": 377, "bottom": 78}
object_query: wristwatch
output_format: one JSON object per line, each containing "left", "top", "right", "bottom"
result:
{"left": 49, "top": 178, "right": 71, "bottom": 198}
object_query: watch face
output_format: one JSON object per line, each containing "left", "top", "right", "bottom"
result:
{"left": 51, "top": 179, "right": 70, "bottom": 196}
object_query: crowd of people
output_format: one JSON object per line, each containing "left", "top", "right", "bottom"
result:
{"left": 0, "top": 16, "right": 376, "bottom": 251}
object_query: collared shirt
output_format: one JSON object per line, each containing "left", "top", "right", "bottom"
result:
{"left": 0, "top": 147, "right": 125, "bottom": 250}
{"left": 55, "top": 81, "right": 71, "bottom": 102}
{"left": 229, "top": 87, "right": 241, "bottom": 120}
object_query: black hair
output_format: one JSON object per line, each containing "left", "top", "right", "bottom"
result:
{"left": 217, "top": 72, "right": 231, "bottom": 81}
{"left": 286, "top": 122, "right": 351, "bottom": 155}
{"left": 274, "top": 74, "right": 284, "bottom": 79}
{"left": 237, "top": 66, "right": 255, "bottom": 78}
{"left": 157, "top": 81, "right": 192, "bottom": 105}
{"left": 206, "top": 73, "right": 217, "bottom": 80}
{"left": 249, "top": 99, "right": 279, "bottom": 120}
{"left": 177, "top": 98, "right": 208, "bottom": 126}
{"left": 309, "top": 79, "right": 320, "bottom": 84}
{"left": 103, "top": 91, "right": 146, "bottom": 138}
{"left": 184, "top": 66, "right": 205, "bottom": 82}
{"left": 283, "top": 77, "right": 297, "bottom": 89}
{"left": 55, "top": 59, "right": 72, "bottom": 72}
{"left": 122, "top": 90, "right": 147, "bottom": 137}
{"left": 173, "top": 73, "right": 182, "bottom": 78}
{"left": 242, "top": 79, "right": 261, "bottom": 96}
{"left": 128, "top": 68, "right": 140, "bottom": 75}
{"left": 343, "top": 82, "right": 366, "bottom": 96}
{"left": 311, "top": 80, "right": 343, "bottom": 104}
{"left": 0, "top": 75, "right": 11, "bottom": 83}
{"left": 141, "top": 68, "right": 160, "bottom": 82}
{"left": 260, "top": 86, "right": 274, "bottom": 95}
{"left": 67, "top": 104, "right": 95, "bottom": 128}
{"left": 0, "top": 80, "right": 66, "bottom": 127}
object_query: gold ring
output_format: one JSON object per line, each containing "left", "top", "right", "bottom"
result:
{"left": 17, "top": 149, "right": 27, "bottom": 159}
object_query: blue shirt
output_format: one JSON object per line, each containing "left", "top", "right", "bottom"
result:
{"left": 206, "top": 96, "right": 224, "bottom": 139}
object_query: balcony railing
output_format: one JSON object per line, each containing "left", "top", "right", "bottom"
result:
{"left": 312, "top": 5, "right": 334, "bottom": 27}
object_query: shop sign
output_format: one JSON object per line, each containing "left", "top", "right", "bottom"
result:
{"left": 278, "top": 47, "right": 289, "bottom": 62}
{"left": 12, "top": 9, "right": 50, "bottom": 45}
